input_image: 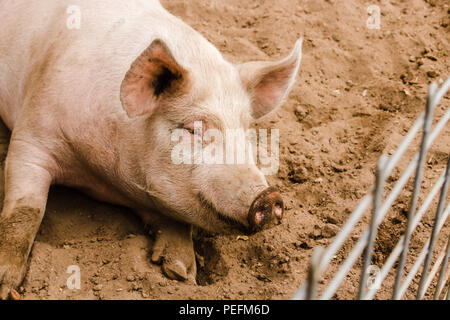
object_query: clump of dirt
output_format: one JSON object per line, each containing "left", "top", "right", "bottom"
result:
{"left": 0, "top": 0, "right": 448, "bottom": 300}
{"left": 195, "top": 237, "right": 229, "bottom": 286}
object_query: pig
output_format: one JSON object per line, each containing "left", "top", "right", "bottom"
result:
{"left": 0, "top": 0, "right": 302, "bottom": 299}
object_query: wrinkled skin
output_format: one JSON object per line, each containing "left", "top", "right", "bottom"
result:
{"left": 0, "top": 0, "right": 302, "bottom": 299}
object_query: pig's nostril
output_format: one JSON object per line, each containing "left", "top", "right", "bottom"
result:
{"left": 247, "top": 186, "right": 284, "bottom": 232}
{"left": 255, "top": 211, "right": 264, "bottom": 225}
{"left": 274, "top": 204, "right": 283, "bottom": 220}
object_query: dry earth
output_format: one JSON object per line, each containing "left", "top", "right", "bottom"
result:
{"left": 0, "top": 0, "right": 448, "bottom": 300}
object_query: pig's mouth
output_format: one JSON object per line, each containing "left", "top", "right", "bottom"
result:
{"left": 196, "top": 192, "right": 248, "bottom": 232}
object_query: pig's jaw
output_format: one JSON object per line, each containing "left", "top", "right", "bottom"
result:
{"left": 140, "top": 182, "right": 243, "bottom": 234}
{"left": 196, "top": 192, "right": 249, "bottom": 232}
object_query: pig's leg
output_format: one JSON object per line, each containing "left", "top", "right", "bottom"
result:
{"left": 137, "top": 210, "right": 197, "bottom": 284}
{"left": 0, "top": 140, "right": 53, "bottom": 299}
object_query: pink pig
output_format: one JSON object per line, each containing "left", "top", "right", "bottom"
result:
{"left": 0, "top": 0, "right": 302, "bottom": 298}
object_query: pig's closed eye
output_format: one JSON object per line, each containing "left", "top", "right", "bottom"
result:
{"left": 183, "top": 121, "right": 205, "bottom": 137}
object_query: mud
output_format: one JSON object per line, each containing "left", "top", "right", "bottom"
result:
{"left": 0, "top": 0, "right": 448, "bottom": 300}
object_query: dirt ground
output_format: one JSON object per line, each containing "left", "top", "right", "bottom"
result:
{"left": 0, "top": 0, "right": 448, "bottom": 300}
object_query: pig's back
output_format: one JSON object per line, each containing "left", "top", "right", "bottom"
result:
{"left": 0, "top": 0, "right": 225, "bottom": 130}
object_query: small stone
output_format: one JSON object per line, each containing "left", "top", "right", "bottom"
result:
{"left": 309, "top": 228, "right": 322, "bottom": 239}
{"left": 10, "top": 289, "right": 21, "bottom": 300}
{"left": 331, "top": 34, "right": 340, "bottom": 42}
{"left": 426, "top": 70, "right": 438, "bottom": 78}
{"left": 93, "top": 284, "right": 103, "bottom": 292}
{"left": 132, "top": 283, "right": 142, "bottom": 291}
{"left": 345, "top": 80, "right": 354, "bottom": 87}
{"left": 332, "top": 89, "right": 341, "bottom": 96}
{"left": 294, "top": 105, "right": 308, "bottom": 122}
{"left": 126, "top": 275, "right": 136, "bottom": 282}
{"left": 326, "top": 215, "right": 339, "bottom": 225}
{"left": 322, "top": 224, "right": 339, "bottom": 238}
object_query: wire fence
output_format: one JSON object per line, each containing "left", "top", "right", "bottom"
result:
{"left": 293, "top": 78, "right": 450, "bottom": 300}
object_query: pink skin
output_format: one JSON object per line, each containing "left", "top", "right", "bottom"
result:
{"left": 255, "top": 212, "right": 265, "bottom": 225}
{"left": 0, "top": 0, "right": 302, "bottom": 298}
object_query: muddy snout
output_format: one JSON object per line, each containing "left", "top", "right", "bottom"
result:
{"left": 247, "top": 186, "right": 284, "bottom": 233}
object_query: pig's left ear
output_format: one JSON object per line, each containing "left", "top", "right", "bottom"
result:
{"left": 238, "top": 38, "right": 303, "bottom": 120}
{"left": 120, "top": 39, "right": 189, "bottom": 118}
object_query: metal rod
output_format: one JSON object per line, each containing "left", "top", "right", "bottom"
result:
{"left": 320, "top": 232, "right": 368, "bottom": 300}
{"left": 293, "top": 79, "right": 450, "bottom": 300}
{"left": 423, "top": 244, "right": 447, "bottom": 298}
{"left": 392, "top": 83, "right": 437, "bottom": 300}
{"left": 305, "top": 247, "right": 325, "bottom": 300}
{"left": 398, "top": 205, "right": 449, "bottom": 299}
{"left": 358, "top": 155, "right": 388, "bottom": 299}
{"left": 363, "top": 176, "right": 448, "bottom": 300}
{"left": 434, "top": 235, "right": 450, "bottom": 299}
{"left": 322, "top": 173, "right": 446, "bottom": 300}
{"left": 417, "top": 156, "right": 450, "bottom": 299}
{"left": 293, "top": 105, "right": 450, "bottom": 300}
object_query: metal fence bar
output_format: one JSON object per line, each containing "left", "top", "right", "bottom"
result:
{"left": 434, "top": 235, "right": 450, "bottom": 299}
{"left": 422, "top": 243, "right": 448, "bottom": 297}
{"left": 431, "top": 77, "right": 450, "bottom": 108}
{"left": 305, "top": 247, "right": 324, "bottom": 300}
{"left": 323, "top": 175, "right": 446, "bottom": 300}
{"left": 293, "top": 78, "right": 450, "bottom": 300}
{"left": 320, "top": 231, "right": 368, "bottom": 299}
{"left": 392, "top": 83, "right": 437, "bottom": 300}
{"left": 358, "top": 155, "right": 388, "bottom": 299}
{"left": 363, "top": 173, "right": 447, "bottom": 299}
{"left": 302, "top": 134, "right": 442, "bottom": 300}
{"left": 294, "top": 104, "right": 450, "bottom": 300}
{"left": 314, "top": 149, "right": 447, "bottom": 299}
{"left": 417, "top": 156, "right": 450, "bottom": 299}
{"left": 398, "top": 205, "right": 450, "bottom": 299}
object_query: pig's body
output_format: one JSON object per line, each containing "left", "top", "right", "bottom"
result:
{"left": 0, "top": 0, "right": 302, "bottom": 299}
{"left": 0, "top": 0, "right": 224, "bottom": 207}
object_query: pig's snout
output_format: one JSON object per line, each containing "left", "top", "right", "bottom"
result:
{"left": 247, "top": 187, "right": 284, "bottom": 233}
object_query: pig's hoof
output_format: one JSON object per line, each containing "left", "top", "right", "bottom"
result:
{"left": 151, "top": 231, "right": 197, "bottom": 284}
{"left": 0, "top": 263, "right": 26, "bottom": 300}
{"left": 162, "top": 260, "right": 194, "bottom": 283}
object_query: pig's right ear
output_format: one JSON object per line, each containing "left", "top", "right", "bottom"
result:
{"left": 120, "top": 39, "right": 189, "bottom": 118}
{"left": 238, "top": 38, "right": 303, "bottom": 120}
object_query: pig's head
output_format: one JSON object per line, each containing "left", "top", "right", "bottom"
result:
{"left": 120, "top": 38, "right": 302, "bottom": 234}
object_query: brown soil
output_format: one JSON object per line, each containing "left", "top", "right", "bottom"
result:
{"left": 1, "top": 0, "right": 449, "bottom": 300}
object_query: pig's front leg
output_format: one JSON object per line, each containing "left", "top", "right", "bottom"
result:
{"left": 137, "top": 210, "right": 197, "bottom": 284}
{"left": 0, "top": 140, "right": 53, "bottom": 299}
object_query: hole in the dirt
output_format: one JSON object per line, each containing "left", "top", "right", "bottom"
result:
{"left": 194, "top": 238, "right": 229, "bottom": 286}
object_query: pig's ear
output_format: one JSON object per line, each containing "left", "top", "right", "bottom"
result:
{"left": 120, "top": 39, "right": 189, "bottom": 118}
{"left": 238, "top": 38, "right": 303, "bottom": 120}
